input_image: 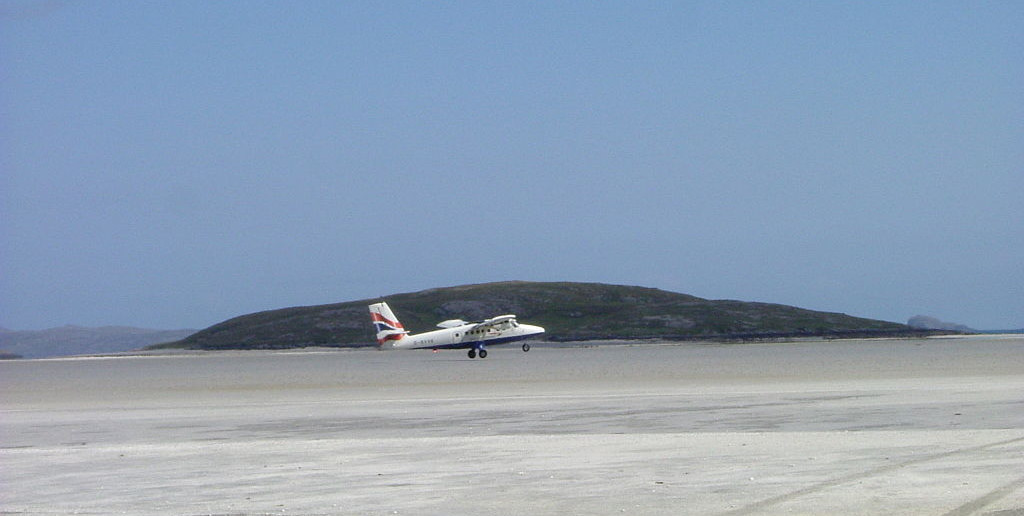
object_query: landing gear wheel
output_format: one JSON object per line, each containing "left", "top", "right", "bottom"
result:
{"left": 479, "top": 349, "right": 488, "bottom": 359}
{"left": 522, "top": 343, "right": 531, "bottom": 352}
{"left": 468, "top": 349, "right": 476, "bottom": 359}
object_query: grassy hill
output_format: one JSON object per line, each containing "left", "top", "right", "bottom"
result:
{"left": 150, "top": 281, "right": 921, "bottom": 351}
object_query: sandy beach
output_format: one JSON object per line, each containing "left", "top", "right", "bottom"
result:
{"left": 2, "top": 336, "right": 1023, "bottom": 515}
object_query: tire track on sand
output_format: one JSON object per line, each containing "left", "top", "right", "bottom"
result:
{"left": 717, "top": 435, "right": 1024, "bottom": 516}
{"left": 942, "top": 475, "right": 1024, "bottom": 516}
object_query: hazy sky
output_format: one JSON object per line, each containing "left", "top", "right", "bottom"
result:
{"left": 2, "top": 1, "right": 1021, "bottom": 330}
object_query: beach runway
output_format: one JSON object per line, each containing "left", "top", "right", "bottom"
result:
{"left": 2, "top": 336, "right": 1023, "bottom": 515}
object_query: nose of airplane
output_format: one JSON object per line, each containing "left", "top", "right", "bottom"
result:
{"left": 524, "top": 324, "right": 545, "bottom": 336}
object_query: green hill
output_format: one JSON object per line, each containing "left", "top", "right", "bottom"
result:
{"left": 150, "top": 281, "right": 923, "bottom": 351}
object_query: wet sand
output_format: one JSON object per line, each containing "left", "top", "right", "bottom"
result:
{"left": 2, "top": 336, "right": 1023, "bottom": 515}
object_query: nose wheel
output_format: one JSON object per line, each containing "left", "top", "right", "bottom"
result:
{"left": 522, "top": 343, "right": 531, "bottom": 352}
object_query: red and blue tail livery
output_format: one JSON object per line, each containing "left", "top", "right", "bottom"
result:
{"left": 369, "top": 302, "right": 407, "bottom": 344}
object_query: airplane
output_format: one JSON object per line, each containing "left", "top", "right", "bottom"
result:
{"left": 369, "top": 301, "right": 545, "bottom": 359}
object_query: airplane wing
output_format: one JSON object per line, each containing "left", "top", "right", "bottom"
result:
{"left": 467, "top": 315, "right": 517, "bottom": 331}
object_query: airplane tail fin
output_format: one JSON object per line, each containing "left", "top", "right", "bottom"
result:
{"left": 369, "top": 302, "right": 407, "bottom": 346}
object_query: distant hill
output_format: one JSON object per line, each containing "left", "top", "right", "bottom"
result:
{"left": 0, "top": 326, "right": 196, "bottom": 359}
{"left": 907, "top": 315, "right": 975, "bottom": 333}
{"left": 151, "top": 281, "right": 924, "bottom": 351}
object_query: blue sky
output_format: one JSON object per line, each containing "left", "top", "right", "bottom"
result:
{"left": 2, "top": 1, "right": 1021, "bottom": 330}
